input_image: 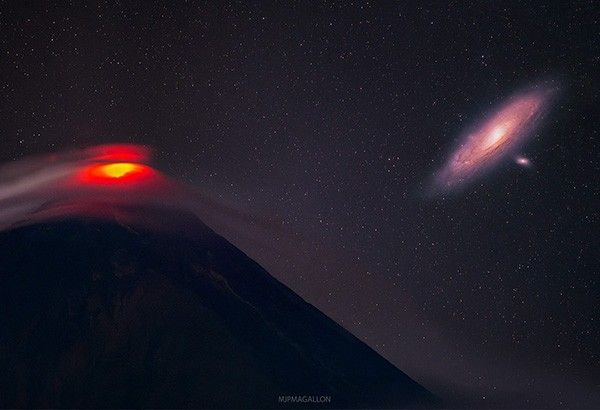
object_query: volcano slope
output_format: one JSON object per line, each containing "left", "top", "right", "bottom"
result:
{"left": 0, "top": 205, "right": 437, "bottom": 408}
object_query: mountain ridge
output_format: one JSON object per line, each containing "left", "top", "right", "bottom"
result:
{"left": 0, "top": 205, "right": 438, "bottom": 408}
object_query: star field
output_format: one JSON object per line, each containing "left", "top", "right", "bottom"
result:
{"left": 0, "top": 2, "right": 598, "bottom": 408}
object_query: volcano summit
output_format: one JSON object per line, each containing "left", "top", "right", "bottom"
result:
{"left": 0, "top": 203, "right": 436, "bottom": 408}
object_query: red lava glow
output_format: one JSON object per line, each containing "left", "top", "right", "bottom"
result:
{"left": 79, "top": 162, "right": 155, "bottom": 185}
{"left": 86, "top": 144, "right": 151, "bottom": 163}
{"left": 435, "top": 87, "right": 554, "bottom": 191}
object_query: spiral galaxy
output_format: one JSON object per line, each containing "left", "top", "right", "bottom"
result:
{"left": 434, "top": 86, "right": 556, "bottom": 192}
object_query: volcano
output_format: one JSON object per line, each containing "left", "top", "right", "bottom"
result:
{"left": 0, "top": 204, "right": 437, "bottom": 408}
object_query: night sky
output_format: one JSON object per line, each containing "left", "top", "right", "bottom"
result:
{"left": 1, "top": 2, "right": 598, "bottom": 408}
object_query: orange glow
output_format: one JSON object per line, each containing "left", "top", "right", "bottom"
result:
{"left": 97, "top": 163, "right": 141, "bottom": 178}
{"left": 79, "top": 162, "right": 155, "bottom": 185}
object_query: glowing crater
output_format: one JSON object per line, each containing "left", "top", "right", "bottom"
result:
{"left": 79, "top": 162, "right": 155, "bottom": 185}
{"left": 97, "top": 163, "right": 142, "bottom": 178}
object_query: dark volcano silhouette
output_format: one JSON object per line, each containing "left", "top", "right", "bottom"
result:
{"left": 0, "top": 204, "right": 437, "bottom": 408}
